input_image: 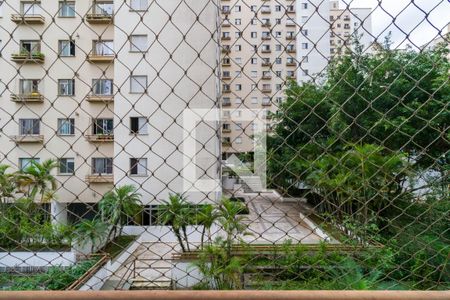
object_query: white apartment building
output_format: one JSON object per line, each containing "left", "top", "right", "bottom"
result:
{"left": 329, "top": 0, "right": 373, "bottom": 56}
{"left": 0, "top": 0, "right": 221, "bottom": 225}
{"left": 220, "top": 0, "right": 372, "bottom": 156}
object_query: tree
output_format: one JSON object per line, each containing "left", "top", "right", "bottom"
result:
{"left": 16, "top": 159, "right": 58, "bottom": 202}
{"left": 98, "top": 185, "right": 141, "bottom": 242}
{"left": 75, "top": 219, "right": 108, "bottom": 253}
{"left": 217, "top": 198, "right": 249, "bottom": 257}
{"left": 197, "top": 204, "right": 220, "bottom": 249}
{"left": 0, "top": 165, "right": 16, "bottom": 204}
{"left": 158, "top": 193, "right": 195, "bottom": 252}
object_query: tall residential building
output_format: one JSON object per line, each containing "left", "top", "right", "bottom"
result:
{"left": 0, "top": 0, "right": 221, "bottom": 225}
{"left": 220, "top": 0, "right": 372, "bottom": 157}
{"left": 329, "top": 0, "right": 373, "bottom": 56}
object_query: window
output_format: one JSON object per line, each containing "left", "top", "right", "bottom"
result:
{"left": 20, "top": 40, "right": 40, "bottom": 54}
{"left": 92, "top": 1, "right": 113, "bottom": 15}
{"left": 235, "top": 44, "right": 241, "bottom": 51}
{"left": 302, "top": 56, "right": 309, "bottom": 63}
{"left": 19, "top": 158, "right": 40, "bottom": 171}
{"left": 19, "top": 79, "right": 40, "bottom": 94}
{"left": 251, "top": 97, "right": 258, "bottom": 104}
{"left": 22, "top": 2, "right": 41, "bottom": 15}
{"left": 59, "top": 1, "right": 75, "bottom": 17}
{"left": 58, "top": 79, "right": 75, "bottom": 96}
{"left": 130, "top": 0, "right": 147, "bottom": 11}
{"left": 251, "top": 32, "right": 257, "bottom": 38}
{"left": 235, "top": 5, "right": 241, "bottom": 12}
{"left": 235, "top": 84, "right": 242, "bottom": 91}
{"left": 92, "top": 158, "right": 113, "bottom": 174}
{"left": 235, "top": 71, "right": 241, "bottom": 78}
{"left": 93, "top": 40, "right": 114, "bottom": 56}
{"left": 301, "top": 43, "right": 309, "bottom": 49}
{"left": 57, "top": 118, "right": 75, "bottom": 135}
{"left": 251, "top": 71, "right": 257, "bottom": 78}
{"left": 251, "top": 58, "right": 257, "bottom": 64}
{"left": 59, "top": 158, "right": 75, "bottom": 175}
{"left": 235, "top": 137, "right": 242, "bottom": 144}
{"left": 130, "top": 117, "right": 148, "bottom": 134}
{"left": 59, "top": 40, "right": 75, "bottom": 56}
{"left": 130, "top": 35, "right": 147, "bottom": 52}
{"left": 275, "top": 44, "right": 282, "bottom": 51}
{"left": 130, "top": 75, "right": 147, "bottom": 93}
{"left": 130, "top": 158, "right": 147, "bottom": 176}
{"left": 93, "top": 119, "right": 113, "bottom": 135}
{"left": 92, "top": 79, "right": 113, "bottom": 95}
{"left": 235, "top": 123, "right": 243, "bottom": 131}
{"left": 275, "top": 58, "right": 282, "bottom": 64}
{"left": 301, "top": 16, "right": 308, "bottom": 23}
{"left": 235, "top": 18, "right": 241, "bottom": 25}
{"left": 301, "top": 3, "right": 308, "bottom": 9}
{"left": 19, "top": 119, "right": 40, "bottom": 135}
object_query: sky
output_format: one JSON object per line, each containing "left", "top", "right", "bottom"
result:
{"left": 340, "top": 0, "right": 450, "bottom": 48}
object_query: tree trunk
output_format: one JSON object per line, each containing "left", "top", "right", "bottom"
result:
{"left": 182, "top": 226, "right": 190, "bottom": 252}
{"left": 200, "top": 226, "right": 206, "bottom": 250}
{"left": 174, "top": 229, "right": 186, "bottom": 252}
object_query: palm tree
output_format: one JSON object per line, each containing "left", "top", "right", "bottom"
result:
{"left": 197, "top": 204, "right": 220, "bottom": 249}
{"left": 217, "top": 198, "right": 248, "bottom": 256}
{"left": 75, "top": 219, "right": 109, "bottom": 253}
{"left": 16, "top": 159, "right": 58, "bottom": 202}
{"left": 98, "top": 185, "right": 142, "bottom": 242}
{"left": 0, "top": 165, "right": 16, "bottom": 204}
{"left": 158, "top": 193, "right": 192, "bottom": 252}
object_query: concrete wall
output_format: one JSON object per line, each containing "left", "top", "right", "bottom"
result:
{"left": 0, "top": 251, "right": 76, "bottom": 269}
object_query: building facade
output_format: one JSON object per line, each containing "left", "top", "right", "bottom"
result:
{"left": 220, "top": 0, "right": 373, "bottom": 156}
{"left": 0, "top": 0, "right": 221, "bottom": 225}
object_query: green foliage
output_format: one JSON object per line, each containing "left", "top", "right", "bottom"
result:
{"left": 0, "top": 258, "right": 98, "bottom": 290}
{"left": 74, "top": 219, "right": 108, "bottom": 253}
{"left": 0, "top": 199, "right": 73, "bottom": 250}
{"left": 98, "top": 185, "right": 141, "bottom": 242}
{"left": 193, "top": 237, "right": 244, "bottom": 290}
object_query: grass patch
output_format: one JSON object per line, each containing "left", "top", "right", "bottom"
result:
{"left": 100, "top": 235, "right": 137, "bottom": 259}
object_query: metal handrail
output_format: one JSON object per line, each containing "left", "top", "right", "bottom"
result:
{"left": 0, "top": 291, "right": 448, "bottom": 300}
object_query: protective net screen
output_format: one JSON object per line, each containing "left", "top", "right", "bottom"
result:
{"left": 0, "top": 0, "right": 448, "bottom": 292}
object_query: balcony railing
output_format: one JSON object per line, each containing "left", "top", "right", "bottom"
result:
{"left": 87, "top": 54, "right": 115, "bottom": 63}
{"left": 86, "top": 174, "right": 114, "bottom": 183}
{"left": 10, "top": 135, "right": 44, "bottom": 144}
{"left": 85, "top": 134, "right": 114, "bottom": 143}
{"left": 11, "top": 52, "right": 45, "bottom": 64}
{"left": 11, "top": 93, "right": 44, "bottom": 103}
{"left": 11, "top": 14, "right": 45, "bottom": 24}
{"left": 86, "top": 95, "right": 114, "bottom": 102}
{"left": 86, "top": 12, "right": 113, "bottom": 24}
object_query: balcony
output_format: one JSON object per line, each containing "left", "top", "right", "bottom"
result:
{"left": 286, "top": 35, "right": 295, "bottom": 40}
{"left": 222, "top": 75, "right": 231, "bottom": 80}
{"left": 261, "top": 22, "right": 271, "bottom": 27}
{"left": 222, "top": 21, "right": 231, "bottom": 27}
{"left": 222, "top": 128, "right": 232, "bottom": 133}
{"left": 86, "top": 95, "right": 114, "bottom": 103}
{"left": 11, "top": 53, "right": 45, "bottom": 64}
{"left": 287, "top": 8, "right": 296, "bottom": 14}
{"left": 222, "top": 61, "right": 231, "bottom": 67}
{"left": 11, "top": 14, "right": 45, "bottom": 24}
{"left": 221, "top": 36, "right": 231, "bottom": 41}
{"left": 261, "top": 36, "right": 271, "bottom": 40}
{"left": 87, "top": 54, "right": 115, "bottom": 63}
{"left": 10, "top": 135, "right": 44, "bottom": 144}
{"left": 261, "top": 61, "right": 271, "bottom": 67}
{"left": 261, "top": 8, "right": 271, "bottom": 14}
{"left": 85, "top": 134, "right": 114, "bottom": 143}
{"left": 262, "top": 101, "right": 272, "bottom": 106}
{"left": 286, "top": 47, "right": 296, "bottom": 53}
{"left": 222, "top": 101, "right": 231, "bottom": 106}
{"left": 222, "top": 89, "right": 231, "bottom": 94}
{"left": 286, "top": 61, "right": 297, "bottom": 66}
{"left": 222, "top": 140, "right": 232, "bottom": 146}
{"left": 221, "top": 47, "right": 231, "bottom": 54}
{"left": 86, "top": 174, "right": 114, "bottom": 183}
{"left": 221, "top": 9, "right": 230, "bottom": 15}
{"left": 86, "top": 14, "right": 113, "bottom": 24}
{"left": 261, "top": 48, "right": 271, "bottom": 53}
{"left": 11, "top": 93, "right": 44, "bottom": 103}
{"left": 262, "top": 88, "right": 272, "bottom": 93}
{"left": 262, "top": 74, "right": 272, "bottom": 80}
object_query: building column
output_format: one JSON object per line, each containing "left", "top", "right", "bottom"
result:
{"left": 51, "top": 201, "right": 68, "bottom": 226}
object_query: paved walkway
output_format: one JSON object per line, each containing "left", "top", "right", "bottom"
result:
{"left": 236, "top": 192, "right": 329, "bottom": 244}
